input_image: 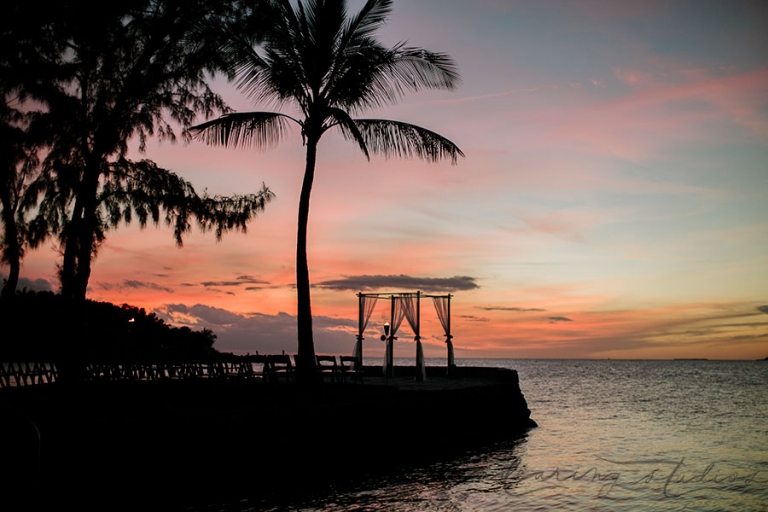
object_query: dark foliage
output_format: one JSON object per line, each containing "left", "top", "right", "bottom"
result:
{"left": 0, "top": 290, "right": 217, "bottom": 361}
{"left": 2, "top": 0, "right": 273, "bottom": 302}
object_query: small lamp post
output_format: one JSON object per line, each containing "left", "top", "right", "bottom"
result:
{"left": 381, "top": 322, "right": 393, "bottom": 380}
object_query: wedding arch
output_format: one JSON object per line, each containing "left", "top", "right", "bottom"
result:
{"left": 353, "top": 291, "right": 454, "bottom": 381}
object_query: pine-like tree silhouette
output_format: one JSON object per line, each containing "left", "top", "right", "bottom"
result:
{"left": 6, "top": 0, "right": 274, "bottom": 304}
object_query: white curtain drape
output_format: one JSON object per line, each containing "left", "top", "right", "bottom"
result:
{"left": 401, "top": 295, "right": 425, "bottom": 381}
{"left": 354, "top": 295, "right": 378, "bottom": 369}
{"left": 433, "top": 296, "right": 454, "bottom": 368}
{"left": 383, "top": 298, "right": 407, "bottom": 375}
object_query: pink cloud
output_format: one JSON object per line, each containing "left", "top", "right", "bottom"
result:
{"left": 613, "top": 67, "right": 655, "bottom": 86}
{"left": 516, "top": 210, "right": 607, "bottom": 243}
{"left": 520, "top": 67, "right": 768, "bottom": 160}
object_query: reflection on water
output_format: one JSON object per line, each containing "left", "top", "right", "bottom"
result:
{"left": 196, "top": 438, "right": 528, "bottom": 512}
{"left": 301, "top": 440, "right": 526, "bottom": 512}
{"left": 189, "top": 359, "right": 768, "bottom": 512}
{"left": 504, "top": 359, "right": 768, "bottom": 512}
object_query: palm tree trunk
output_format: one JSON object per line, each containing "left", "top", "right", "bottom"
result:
{"left": 296, "top": 132, "right": 319, "bottom": 384}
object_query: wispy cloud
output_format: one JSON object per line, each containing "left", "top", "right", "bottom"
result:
{"left": 431, "top": 87, "right": 539, "bottom": 105}
{"left": 471, "top": 302, "right": 768, "bottom": 358}
{"left": 458, "top": 314, "right": 490, "bottom": 322}
{"left": 520, "top": 67, "right": 768, "bottom": 161}
{"left": 98, "top": 280, "right": 174, "bottom": 294}
{"left": 200, "top": 275, "right": 270, "bottom": 287}
{"left": 316, "top": 275, "right": 479, "bottom": 292}
{"left": 613, "top": 67, "right": 655, "bottom": 87}
{"left": 516, "top": 210, "right": 607, "bottom": 243}
{"left": 480, "top": 306, "right": 546, "bottom": 312}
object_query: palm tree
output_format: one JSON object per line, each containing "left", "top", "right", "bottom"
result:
{"left": 191, "top": 0, "right": 464, "bottom": 381}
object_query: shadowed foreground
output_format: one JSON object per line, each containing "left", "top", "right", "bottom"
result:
{"left": 1, "top": 366, "right": 535, "bottom": 510}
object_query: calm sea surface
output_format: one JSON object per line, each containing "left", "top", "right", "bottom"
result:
{"left": 194, "top": 359, "right": 768, "bottom": 512}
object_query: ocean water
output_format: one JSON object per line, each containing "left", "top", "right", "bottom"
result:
{"left": 195, "top": 359, "right": 768, "bottom": 512}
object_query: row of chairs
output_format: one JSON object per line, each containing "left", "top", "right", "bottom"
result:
{"left": 0, "top": 356, "right": 363, "bottom": 386}
{"left": 0, "top": 362, "right": 58, "bottom": 388}
{"left": 263, "top": 354, "right": 363, "bottom": 384}
{"left": 84, "top": 360, "right": 260, "bottom": 382}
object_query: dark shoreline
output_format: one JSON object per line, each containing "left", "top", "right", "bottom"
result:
{"left": 1, "top": 365, "right": 535, "bottom": 510}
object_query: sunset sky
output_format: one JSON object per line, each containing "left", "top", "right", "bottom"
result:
{"left": 9, "top": 0, "right": 768, "bottom": 360}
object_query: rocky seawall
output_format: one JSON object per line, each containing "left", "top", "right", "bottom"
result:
{"left": 1, "top": 366, "right": 535, "bottom": 510}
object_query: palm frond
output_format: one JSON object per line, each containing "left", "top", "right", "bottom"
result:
{"left": 327, "top": 107, "right": 370, "bottom": 159}
{"left": 351, "top": 45, "right": 460, "bottom": 109}
{"left": 218, "top": 23, "right": 269, "bottom": 82}
{"left": 225, "top": 0, "right": 308, "bottom": 107}
{"left": 236, "top": 47, "right": 305, "bottom": 108}
{"left": 354, "top": 119, "right": 465, "bottom": 165}
{"left": 320, "top": 0, "right": 392, "bottom": 102}
{"left": 327, "top": 40, "right": 461, "bottom": 113}
{"left": 296, "top": 0, "right": 347, "bottom": 94}
{"left": 386, "top": 45, "right": 462, "bottom": 91}
{"left": 188, "top": 112, "right": 297, "bottom": 150}
{"left": 341, "top": 0, "right": 392, "bottom": 45}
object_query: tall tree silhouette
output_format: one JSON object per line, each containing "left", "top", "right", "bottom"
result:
{"left": 191, "top": 0, "right": 464, "bottom": 380}
{"left": 0, "top": 101, "right": 34, "bottom": 298}
{"left": 7, "top": 0, "right": 273, "bottom": 304}
{"left": 0, "top": 5, "right": 49, "bottom": 299}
